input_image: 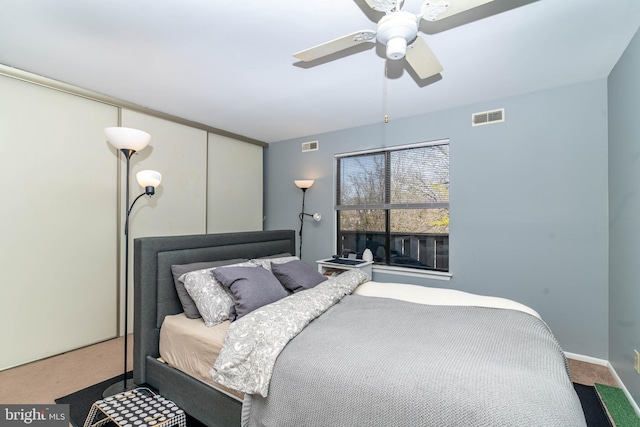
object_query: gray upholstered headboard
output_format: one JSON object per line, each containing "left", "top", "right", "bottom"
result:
{"left": 132, "top": 229, "right": 296, "bottom": 385}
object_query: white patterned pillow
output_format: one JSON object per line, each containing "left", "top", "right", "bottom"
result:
{"left": 250, "top": 256, "right": 299, "bottom": 271}
{"left": 181, "top": 262, "right": 254, "bottom": 327}
{"left": 171, "top": 258, "right": 249, "bottom": 319}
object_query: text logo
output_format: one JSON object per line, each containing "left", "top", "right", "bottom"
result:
{"left": 0, "top": 405, "right": 69, "bottom": 427}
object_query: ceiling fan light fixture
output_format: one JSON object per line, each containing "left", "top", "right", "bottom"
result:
{"left": 376, "top": 11, "right": 418, "bottom": 60}
{"left": 386, "top": 37, "right": 407, "bottom": 59}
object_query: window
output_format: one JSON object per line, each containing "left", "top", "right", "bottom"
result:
{"left": 336, "top": 140, "right": 449, "bottom": 272}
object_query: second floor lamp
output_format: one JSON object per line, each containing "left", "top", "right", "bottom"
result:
{"left": 294, "top": 180, "right": 321, "bottom": 260}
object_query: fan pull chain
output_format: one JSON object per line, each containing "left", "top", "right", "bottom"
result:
{"left": 384, "top": 62, "right": 389, "bottom": 123}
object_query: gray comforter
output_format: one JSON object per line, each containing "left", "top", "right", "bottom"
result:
{"left": 214, "top": 272, "right": 586, "bottom": 426}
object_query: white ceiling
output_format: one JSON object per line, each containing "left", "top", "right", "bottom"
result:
{"left": 1, "top": 0, "right": 639, "bottom": 144}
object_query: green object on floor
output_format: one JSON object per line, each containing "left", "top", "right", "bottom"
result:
{"left": 595, "top": 383, "right": 640, "bottom": 427}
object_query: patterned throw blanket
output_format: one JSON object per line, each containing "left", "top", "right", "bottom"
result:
{"left": 211, "top": 270, "right": 369, "bottom": 396}
{"left": 212, "top": 271, "right": 586, "bottom": 426}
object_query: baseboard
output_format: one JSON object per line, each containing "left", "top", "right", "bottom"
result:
{"left": 565, "top": 351, "right": 609, "bottom": 366}
{"left": 565, "top": 351, "right": 640, "bottom": 418}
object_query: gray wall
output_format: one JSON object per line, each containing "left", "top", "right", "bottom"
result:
{"left": 265, "top": 79, "right": 609, "bottom": 359}
{"left": 609, "top": 27, "right": 640, "bottom": 401}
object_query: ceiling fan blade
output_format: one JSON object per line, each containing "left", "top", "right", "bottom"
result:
{"left": 405, "top": 36, "right": 443, "bottom": 79}
{"left": 293, "top": 30, "right": 377, "bottom": 62}
{"left": 363, "top": 0, "right": 404, "bottom": 14}
{"left": 419, "top": 0, "right": 494, "bottom": 22}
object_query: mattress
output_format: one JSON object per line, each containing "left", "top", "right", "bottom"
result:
{"left": 159, "top": 313, "right": 243, "bottom": 400}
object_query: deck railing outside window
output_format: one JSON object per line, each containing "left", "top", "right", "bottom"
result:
{"left": 338, "top": 230, "right": 449, "bottom": 271}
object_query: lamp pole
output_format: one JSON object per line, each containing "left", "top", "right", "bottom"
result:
{"left": 104, "top": 151, "right": 157, "bottom": 396}
{"left": 298, "top": 187, "right": 308, "bottom": 259}
{"left": 294, "top": 180, "right": 321, "bottom": 261}
{"left": 105, "top": 149, "right": 136, "bottom": 396}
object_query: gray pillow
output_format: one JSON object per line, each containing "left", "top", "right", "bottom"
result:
{"left": 171, "top": 258, "right": 249, "bottom": 318}
{"left": 271, "top": 259, "right": 328, "bottom": 293}
{"left": 212, "top": 266, "right": 289, "bottom": 321}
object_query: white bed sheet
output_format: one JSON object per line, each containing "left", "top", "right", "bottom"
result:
{"left": 354, "top": 280, "right": 541, "bottom": 319}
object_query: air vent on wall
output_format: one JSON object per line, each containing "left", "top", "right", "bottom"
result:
{"left": 302, "top": 140, "right": 319, "bottom": 152}
{"left": 472, "top": 108, "right": 505, "bottom": 127}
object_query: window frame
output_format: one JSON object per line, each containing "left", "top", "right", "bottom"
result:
{"left": 334, "top": 139, "right": 451, "bottom": 278}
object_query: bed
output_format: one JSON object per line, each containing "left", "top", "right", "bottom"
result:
{"left": 133, "top": 230, "right": 586, "bottom": 427}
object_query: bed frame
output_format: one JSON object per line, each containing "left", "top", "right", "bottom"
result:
{"left": 133, "top": 229, "right": 296, "bottom": 427}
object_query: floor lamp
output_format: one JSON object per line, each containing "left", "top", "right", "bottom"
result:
{"left": 294, "top": 180, "right": 321, "bottom": 259}
{"left": 104, "top": 127, "right": 162, "bottom": 397}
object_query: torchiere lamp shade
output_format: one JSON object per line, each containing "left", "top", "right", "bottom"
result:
{"left": 136, "top": 170, "right": 162, "bottom": 189}
{"left": 294, "top": 180, "right": 314, "bottom": 190}
{"left": 104, "top": 127, "right": 151, "bottom": 151}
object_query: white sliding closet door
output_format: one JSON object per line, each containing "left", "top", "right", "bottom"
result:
{"left": 120, "top": 110, "right": 208, "bottom": 333}
{"left": 0, "top": 76, "right": 119, "bottom": 370}
{"left": 207, "top": 133, "right": 263, "bottom": 232}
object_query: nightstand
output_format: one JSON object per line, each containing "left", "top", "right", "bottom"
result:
{"left": 317, "top": 258, "right": 373, "bottom": 278}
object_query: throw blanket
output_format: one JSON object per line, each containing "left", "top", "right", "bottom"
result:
{"left": 236, "top": 294, "right": 586, "bottom": 426}
{"left": 211, "top": 270, "right": 369, "bottom": 396}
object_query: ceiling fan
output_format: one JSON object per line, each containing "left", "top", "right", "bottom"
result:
{"left": 293, "top": 0, "right": 495, "bottom": 80}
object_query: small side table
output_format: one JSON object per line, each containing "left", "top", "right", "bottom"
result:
{"left": 84, "top": 388, "right": 186, "bottom": 427}
{"left": 317, "top": 258, "right": 373, "bottom": 278}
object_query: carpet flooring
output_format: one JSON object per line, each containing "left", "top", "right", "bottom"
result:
{"left": 57, "top": 375, "right": 610, "bottom": 427}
